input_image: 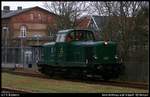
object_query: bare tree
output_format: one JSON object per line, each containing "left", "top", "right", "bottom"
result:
{"left": 91, "top": 1, "right": 148, "bottom": 63}
{"left": 91, "top": 1, "right": 149, "bottom": 81}
{"left": 90, "top": 2, "right": 106, "bottom": 16}
{"left": 43, "top": 1, "right": 92, "bottom": 30}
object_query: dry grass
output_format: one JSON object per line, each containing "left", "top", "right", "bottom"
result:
{"left": 2, "top": 72, "right": 149, "bottom": 93}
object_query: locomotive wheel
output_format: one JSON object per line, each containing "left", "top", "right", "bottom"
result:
{"left": 75, "top": 72, "right": 86, "bottom": 79}
{"left": 61, "top": 68, "right": 87, "bottom": 79}
{"left": 73, "top": 69, "right": 87, "bottom": 79}
{"left": 100, "top": 64, "right": 120, "bottom": 80}
{"left": 39, "top": 66, "right": 54, "bottom": 77}
{"left": 100, "top": 71, "right": 111, "bottom": 81}
{"left": 61, "top": 69, "right": 73, "bottom": 79}
{"left": 47, "top": 71, "right": 54, "bottom": 77}
{"left": 102, "top": 75, "right": 110, "bottom": 81}
{"left": 102, "top": 74, "right": 111, "bottom": 81}
{"left": 38, "top": 67, "right": 45, "bottom": 74}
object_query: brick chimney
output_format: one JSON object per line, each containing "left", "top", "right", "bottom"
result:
{"left": 17, "top": 6, "right": 22, "bottom": 10}
{"left": 3, "top": 6, "right": 10, "bottom": 13}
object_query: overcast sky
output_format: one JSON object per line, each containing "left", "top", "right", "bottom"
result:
{"left": 1, "top": 1, "right": 45, "bottom": 10}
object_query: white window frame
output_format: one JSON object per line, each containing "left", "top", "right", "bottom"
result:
{"left": 20, "top": 26, "right": 27, "bottom": 37}
{"left": 2, "top": 27, "right": 9, "bottom": 43}
{"left": 2, "top": 27, "right": 9, "bottom": 34}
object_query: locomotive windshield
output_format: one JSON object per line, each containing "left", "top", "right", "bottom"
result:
{"left": 56, "top": 29, "right": 95, "bottom": 42}
{"left": 66, "top": 30, "right": 95, "bottom": 42}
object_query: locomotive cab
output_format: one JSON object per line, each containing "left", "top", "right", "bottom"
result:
{"left": 55, "top": 29, "right": 96, "bottom": 65}
{"left": 56, "top": 29, "right": 96, "bottom": 42}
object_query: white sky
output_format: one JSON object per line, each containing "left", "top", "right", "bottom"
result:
{"left": 1, "top": 1, "right": 97, "bottom": 16}
{"left": 1, "top": 1, "right": 46, "bottom": 10}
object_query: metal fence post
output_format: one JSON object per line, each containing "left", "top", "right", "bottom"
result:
{"left": 20, "top": 36, "right": 25, "bottom": 68}
{"left": 4, "top": 27, "right": 9, "bottom": 65}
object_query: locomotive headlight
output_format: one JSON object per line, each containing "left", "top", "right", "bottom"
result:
{"left": 86, "top": 59, "right": 88, "bottom": 64}
{"left": 115, "top": 55, "right": 118, "bottom": 59}
{"left": 93, "top": 55, "right": 98, "bottom": 59}
{"left": 104, "top": 41, "right": 108, "bottom": 45}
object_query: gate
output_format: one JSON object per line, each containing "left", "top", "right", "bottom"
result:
{"left": 1, "top": 46, "right": 42, "bottom": 69}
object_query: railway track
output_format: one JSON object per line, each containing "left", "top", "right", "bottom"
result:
{"left": 1, "top": 87, "right": 33, "bottom": 93}
{"left": 90, "top": 80, "right": 148, "bottom": 90}
{"left": 2, "top": 68, "right": 48, "bottom": 79}
{"left": 2, "top": 68, "right": 149, "bottom": 90}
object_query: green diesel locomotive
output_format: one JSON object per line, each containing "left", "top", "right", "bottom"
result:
{"left": 37, "top": 29, "right": 124, "bottom": 80}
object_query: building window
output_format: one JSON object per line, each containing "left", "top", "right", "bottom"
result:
{"left": 30, "top": 14, "right": 34, "bottom": 20}
{"left": 2, "top": 27, "right": 9, "bottom": 37}
{"left": 38, "top": 14, "right": 41, "bottom": 20}
{"left": 2, "top": 27, "right": 9, "bottom": 46}
{"left": 20, "top": 25, "right": 27, "bottom": 37}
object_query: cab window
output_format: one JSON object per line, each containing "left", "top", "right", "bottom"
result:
{"left": 87, "top": 32, "right": 94, "bottom": 40}
{"left": 75, "top": 31, "right": 82, "bottom": 41}
{"left": 66, "top": 30, "right": 95, "bottom": 42}
{"left": 66, "top": 31, "right": 75, "bottom": 42}
{"left": 75, "top": 30, "right": 95, "bottom": 41}
{"left": 56, "top": 34, "right": 66, "bottom": 42}
{"left": 56, "top": 34, "right": 61, "bottom": 42}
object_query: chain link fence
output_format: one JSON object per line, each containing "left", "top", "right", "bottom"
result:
{"left": 1, "top": 46, "right": 42, "bottom": 69}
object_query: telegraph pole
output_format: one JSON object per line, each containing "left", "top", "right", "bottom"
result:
{"left": 21, "top": 37, "right": 23, "bottom": 68}
{"left": 4, "top": 27, "right": 9, "bottom": 65}
{"left": 36, "top": 34, "right": 40, "bottom": 63}
{"left": 20, "top": 35, "right": 26, "bottom": 68}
